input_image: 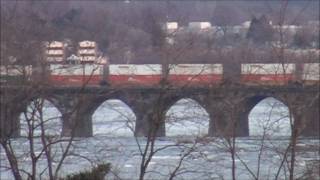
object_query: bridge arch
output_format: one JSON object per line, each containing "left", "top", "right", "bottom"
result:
{"left": 19, "top": 98, "right": 63, "bottom": 137}
{"left": 247, "top": 96, "right": 291, "bottom": 137}
{"left": 92, "top": 99, "right": 136, "bottom": 136}
{"left": 165, "top": 98, "right": 210, "bottom": 137}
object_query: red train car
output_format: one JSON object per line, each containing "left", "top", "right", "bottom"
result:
{"left": 168, "top": 64, "right": 223, "bottom": 86}
{"left": 47, "top": 63, "right": 318, "bottom": 87}
{"left": 108, "top": 64, "right": 162, "bottom": 86}
{"left": 241, "top": 64, "right": 296, "bottom": 85}
{"left": 49, "top": 64, "right": 104, "bottom": 86}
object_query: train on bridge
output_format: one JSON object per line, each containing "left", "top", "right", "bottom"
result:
{"left": 1, "top": 40, "right": 319, "bottom": 87}
{"left": 1, "top": 63, "right": 319, "bottom": 87}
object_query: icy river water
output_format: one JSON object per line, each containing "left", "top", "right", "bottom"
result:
{"left": 1, "top": 98, "right": 319, "bottom": 179}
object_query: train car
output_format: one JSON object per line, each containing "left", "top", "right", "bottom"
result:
{"left": 301, "top": 63, "right": 320, "bottom": 84}
{"left": 168, "top": 64, "right": 223, "bottom": 86}
{"left": 49, "top": 64, "right": 104, "bottom": 86}
{"left": 108, "top": 64, "right": 162, "bottom": 86}
{"left": 0, "top": 65, "right": 32, "bottom": 85}
{"left": 241, "top": 63, "right": 296, "bottom": 85}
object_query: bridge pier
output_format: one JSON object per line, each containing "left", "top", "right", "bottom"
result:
{"left": 302, "top": 102, "right": 319, "bottom": 137}
{"left": 61, "top": 109, "right": 93, "bottom": 137}
{"left": 237, "top": 109, "right": 250, "bottom": 137}
{"left": 129, "top": 93, "right": 166, "bottom": 137}
{"left": 0, "top": 103, "right": 22, "bottom": 138}
{"left": 135, "top": 112, "right": 165, "bottom": 137}
{"left": 52, "top": 95, "right": 93, "bottom": 137}
{"left": 133, "top": 106, "right": 166, "bottom": 137}
{"left": 206, "top": 97, "right": 249, "bottom": 137}
{"left": 275, "top": 94, "right": 320, "bottom": 137}
{"left": 297, "top": 98, "right": 319, "bottom": 137}
{"left": 0, "top": 94, "right": 29, "bottom": 138}
{"left": 207, "top": 107, "right": 227, "bottom": 137}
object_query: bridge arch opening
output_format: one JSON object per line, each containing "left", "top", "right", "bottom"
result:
{"left": 248, "top": 97, "right": 291, "bottom": 137}
{"left": 92, "top": 99, "right": 136, "bottom": 137}
{"left": 165, "top": 98, "right": 210, "bottom": 137}
{"left": 20, "top": 98, "right": 63, "bottom": 137}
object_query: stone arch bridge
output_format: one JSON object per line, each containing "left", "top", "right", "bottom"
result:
{"left": 1, "top": 85, "right": 319, "bottom": 138}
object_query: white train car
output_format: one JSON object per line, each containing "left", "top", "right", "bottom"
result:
{"left": 109, "top": 64, "right": 162, "bottom": 86}
{"left": 168, "top": 64, "right": 223, "bottom": 86}
{"left": 241, "top": 63, "right": 296, "bottom": 85}
{"left": 301, "top": 63, "right": 320, "bottom": 84}
{"left": 49, "top": 64, "right": 104, "bottom": 86}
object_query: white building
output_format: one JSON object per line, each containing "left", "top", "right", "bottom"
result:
{"left": 78, "top": 41, "right": 98, "bottom": 63}
{"left": 45, "top": 41, "right": 65, "bottom": 62}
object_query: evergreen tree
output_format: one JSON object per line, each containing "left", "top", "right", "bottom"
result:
{"left": 246, "top": 15, "right": 274, "bottom": 45}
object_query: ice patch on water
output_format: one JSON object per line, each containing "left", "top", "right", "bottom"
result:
{"left": 124, "top": 164, "right": 133, "bottom": 168}
{"left": 152, "top": 156, "right": 181, "bottom": 159}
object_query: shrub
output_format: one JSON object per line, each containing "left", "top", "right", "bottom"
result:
{"left": 64, "top": 163, "right": 111, "bottom": 180}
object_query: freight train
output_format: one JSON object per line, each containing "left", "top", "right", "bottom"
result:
{"left": 1, "top": 63, "right": 319, "bottom": 86}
